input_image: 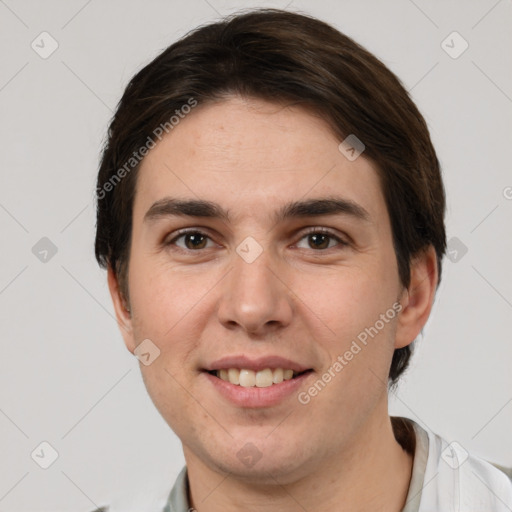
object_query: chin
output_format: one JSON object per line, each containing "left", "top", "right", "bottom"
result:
{"left": 203, "top": 436, "right": 316, "bottom": 485}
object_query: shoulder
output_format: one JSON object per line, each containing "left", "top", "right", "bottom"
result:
{"left": 418, "top": 423, "right": 512, "bottom": 511}
{"left": 490, "top": 462, "right": 512, "bottom": 482}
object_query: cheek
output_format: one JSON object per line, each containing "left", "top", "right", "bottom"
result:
{"left": 130, "top": 272, "right": 205, "bottom": 411}
{"left": 140, "top": 362, "right": 200, "bottom": 438}
{"left": 127, "top": 252, "right": 205, "bottom": 334}
{"left": 298, "top": 261, "right": 398, "bottom": 339}
{"left": 298, "top": 261, "right": 400, "bottom": 401}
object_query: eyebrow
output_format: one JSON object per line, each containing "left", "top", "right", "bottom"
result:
{"left": 143, "top": 196, "right": 372, "bottom": 225}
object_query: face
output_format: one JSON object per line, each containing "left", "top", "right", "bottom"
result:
{"left": 110, "top": 96, "right": 425, "bottom": 483}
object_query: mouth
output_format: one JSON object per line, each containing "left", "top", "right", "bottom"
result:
{"left": 201, "top": 355, "right": 314, "bottom": 407}
{"left": 205, "top": 368, "right": 313, "bottom": 388}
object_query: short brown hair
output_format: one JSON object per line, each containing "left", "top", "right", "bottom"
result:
{"left": 95, "top": 8, "right": 446, "bottom": 388}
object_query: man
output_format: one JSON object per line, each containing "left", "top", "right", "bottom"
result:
{"left": 94, "top": 8, "right": 512, "bottom": 511}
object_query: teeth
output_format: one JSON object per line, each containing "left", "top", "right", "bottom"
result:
{"left": 255, "top": 368, "right": 273, "bottom": 387}
{"left": 215, "top": 368, "right": 299, "bottom": 387}
{"left": 272, "top": 368, "right": 284, "bottom": 384}
{"left": 227, "top": 368, "right": 240, "bottom": 385}
{"left": 239, "top": 369, "right": 255, "bottom": 387}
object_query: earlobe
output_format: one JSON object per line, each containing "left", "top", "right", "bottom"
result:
{"left": 394, "top": 246, "right": 438, "bottom": 349}
{"left": 107, "top": 265, "right": 136, "bottom": 354}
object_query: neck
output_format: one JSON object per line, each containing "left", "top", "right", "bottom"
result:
{"left": 184, "top": 406, "right": 414, "bottom": 512}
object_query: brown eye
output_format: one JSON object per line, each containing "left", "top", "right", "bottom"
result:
{"left": 307, "top": 233, "right": 331, "bottom": 249}
{"left": 296, "top": 229, "right": 348, "bottom": 250}
{"left": 182, "top": 233, "right": 208, "bottom": 249}
{"left": 167, "top": 230, "right": 213, "bottom": 251}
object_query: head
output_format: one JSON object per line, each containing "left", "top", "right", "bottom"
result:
{"left": 95, "top": 9, "right": 446, "bottom": 480}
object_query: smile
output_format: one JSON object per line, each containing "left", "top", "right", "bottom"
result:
{"left": 209, "top": 368, "right": 308, "bottom": 387}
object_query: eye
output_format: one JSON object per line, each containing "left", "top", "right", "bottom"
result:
{"left": 296, "top": 228, "right": 348, "bottom": 250}
{"left": 164, "top": 227, "right": 349, "bottom": 252}
{"left": 166, "top": 229, "right": 215, "bottom": 251}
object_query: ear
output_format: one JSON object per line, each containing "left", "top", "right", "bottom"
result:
{"left": 107, "top": 265, "right": 136, "bottom": 354}
{"left": 394, "top": 245, "right": 438, "bottom": 349}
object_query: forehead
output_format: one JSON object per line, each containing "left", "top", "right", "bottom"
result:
{"left": 134, "top": 96, "right": 386, "bottom": 225}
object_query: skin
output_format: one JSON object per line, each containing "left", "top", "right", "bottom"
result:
{"left": 108, "top": 96, "right": 438, "bottom": 511}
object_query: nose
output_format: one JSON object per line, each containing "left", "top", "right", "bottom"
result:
{"left": 217, "top": 246, "right": 294, "bottom": 336}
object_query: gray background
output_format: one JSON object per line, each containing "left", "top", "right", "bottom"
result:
{"left": 0, "top": 0, "right": 511, "bottom": 510}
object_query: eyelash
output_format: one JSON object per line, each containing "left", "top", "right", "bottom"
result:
{"left": 164, "top": 227, "right": 349, "bottom": 252}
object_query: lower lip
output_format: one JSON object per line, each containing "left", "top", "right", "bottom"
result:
{"left": 203, "top": 371, "right": 313, "bottom": 408}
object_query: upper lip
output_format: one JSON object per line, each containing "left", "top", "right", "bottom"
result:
{"left": 203, "top": 355, "right": 311, "bottom": 373}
